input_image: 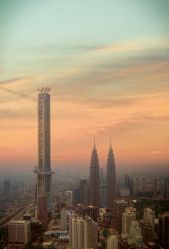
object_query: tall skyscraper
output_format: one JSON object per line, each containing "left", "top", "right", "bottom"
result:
{"left": 106, "top": 141, "right": 116, "bottom": 209}
{"left": 100, "top": 168, "right": 106, "bottom": 207}
{"left": 89, "top": 140, "right": 100, "bottom": 208}
{"left": 35, "top": 88, "right": 52, "bottom": 222}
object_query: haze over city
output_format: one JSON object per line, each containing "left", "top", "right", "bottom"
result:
{"left": 0, "top": 0, "right": 169, "bottom": 175}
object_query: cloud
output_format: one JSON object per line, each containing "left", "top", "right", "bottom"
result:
{"left": 0, "top": 77, "right": 37, "bottom": 103}
{"left": 93, "top": 38, "right": 169, "bottom": 55}
{"left": 0, "top": 77, "right": 27, "bottom": 85}
{"left": 151, "top": 150, "right": 162, "bottom": 154}
{"left": 0, "top": 107, "right": 34, "bottom": 119}
{"left": 0, "top": 85, "right": 36, "bottom": 101}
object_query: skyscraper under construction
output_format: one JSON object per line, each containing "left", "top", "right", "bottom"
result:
{"left": 35, "top": 88, "right": 52, "bottom": 222}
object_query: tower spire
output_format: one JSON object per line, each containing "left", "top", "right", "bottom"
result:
{"left": 89, "top": 137, "right": 100, "bottom": 207}
{"left": 109, "top": 136, "right": 113, "bottom": 152}
{"left": 93, "top": 136, "right": 96, "bottom": 150}
{"left": 106, "top": 140, "right": 116, "bottom": 209}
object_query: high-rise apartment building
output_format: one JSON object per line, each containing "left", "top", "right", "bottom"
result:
{"left": 121, "top": 207, "right": 136, "bottom": 238}
{"left": 71, "top": 216, "right": 84, "bottom": 249}
{"left": 144, "top": 208, "right": 155, "bottom": 226}
{"left": 141, "top": 208, "right": 155, "bottom": 243}
{"left": 106, "top": 143, "right": 116, "bottom": 209}
{"left": 84, "top": 216, "right": 98, "bottom": 249}
{"left": 61, "top": 207, "right": 68, "bottom": 230}
{"left": 70, "top": 216, "right": 98, "bottom": 249}
{"left": 89, "top": 141, "right": 100, "bottom": 208}
{"left": 107, "top": 235, "right": 118, "bottom": 249}
{"left": 128, "top": 220, "right": 142, "bottom": 245}
{"left": 8, "top": 220, "right": 31, "bottom": 246}
{"left": 35, "top": 88, "right": 52, "bottom": 222}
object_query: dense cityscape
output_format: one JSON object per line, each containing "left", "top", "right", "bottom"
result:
{"left": 1, "top": 1, "right": 169, "bottom": 249}
{"left": 0, "top": 90, "right": 168, "bottom": 249}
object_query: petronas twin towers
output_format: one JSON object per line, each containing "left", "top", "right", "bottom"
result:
{"left": 89, "top": 140, "right": 116, "bottom": 209}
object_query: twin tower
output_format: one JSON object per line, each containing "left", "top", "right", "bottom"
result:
{"left": 89, "top": 141, "right": 116, "bottom": 209}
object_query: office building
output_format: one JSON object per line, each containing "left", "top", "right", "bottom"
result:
{"left": 106, "top": 142, "right": 116, "bottom": 209}
{"left": 158, "top": 212, "right": 169, "bottom": 249}
{"left": 113, "top": 200, "right": 128, "bottom": 233}
{"left": 66, "top": 190, "right": 73, "bottom": 207}
{"left": 89, "top": 140, "right": 100, "bottom": 208}
{"left": 8, "top": 220, "right": 30, "bottom": 246}
{"left": 81, "top": 205, "right": 98, "bottom": 222}
{"left": 163, "top": 176, "right": 169, "bottom": 199}
{"left": 123, "top": 174, "right": 134, "bottom": 196}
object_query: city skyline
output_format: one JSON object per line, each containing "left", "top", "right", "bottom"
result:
{"left": 0, "top": 0, "right": 169, "bottom": 173}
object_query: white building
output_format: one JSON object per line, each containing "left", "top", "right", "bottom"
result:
{"left": 128, "top": 220, "right": 142, "bottom": 244}
{"left": 70, "top": 216, "right": 98, "bottom": 249}
{"left": 121, "top": 207, "right": 136, "bottom": 238}
{"left": 71, "top": 217, "right": 84, "bottom": 249}
{"left": 61, "top": 207, "right": 68, "bottom": 230}
{"left": 107, "top": 235, "right": 118, "bottom": 249}
{"left": 84, "top": 216, "right": 98, "bottom": 249}
{"left": 144, "top": 208, "right": 155, "bottom": 226}
{"left": 8, "top": 220, "right": 30, "bottom": 246}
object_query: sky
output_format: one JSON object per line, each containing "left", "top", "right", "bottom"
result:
{"left": 0, "top": 0, "right": 169, "bottom": 174}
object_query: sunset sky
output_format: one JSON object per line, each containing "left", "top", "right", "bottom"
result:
{"left": 0, "top": 0, "right": 169, "bottom": 174}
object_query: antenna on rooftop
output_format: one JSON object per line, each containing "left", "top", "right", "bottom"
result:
{"left": 38, "top": 87, "right": 50, "bottom": 93}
